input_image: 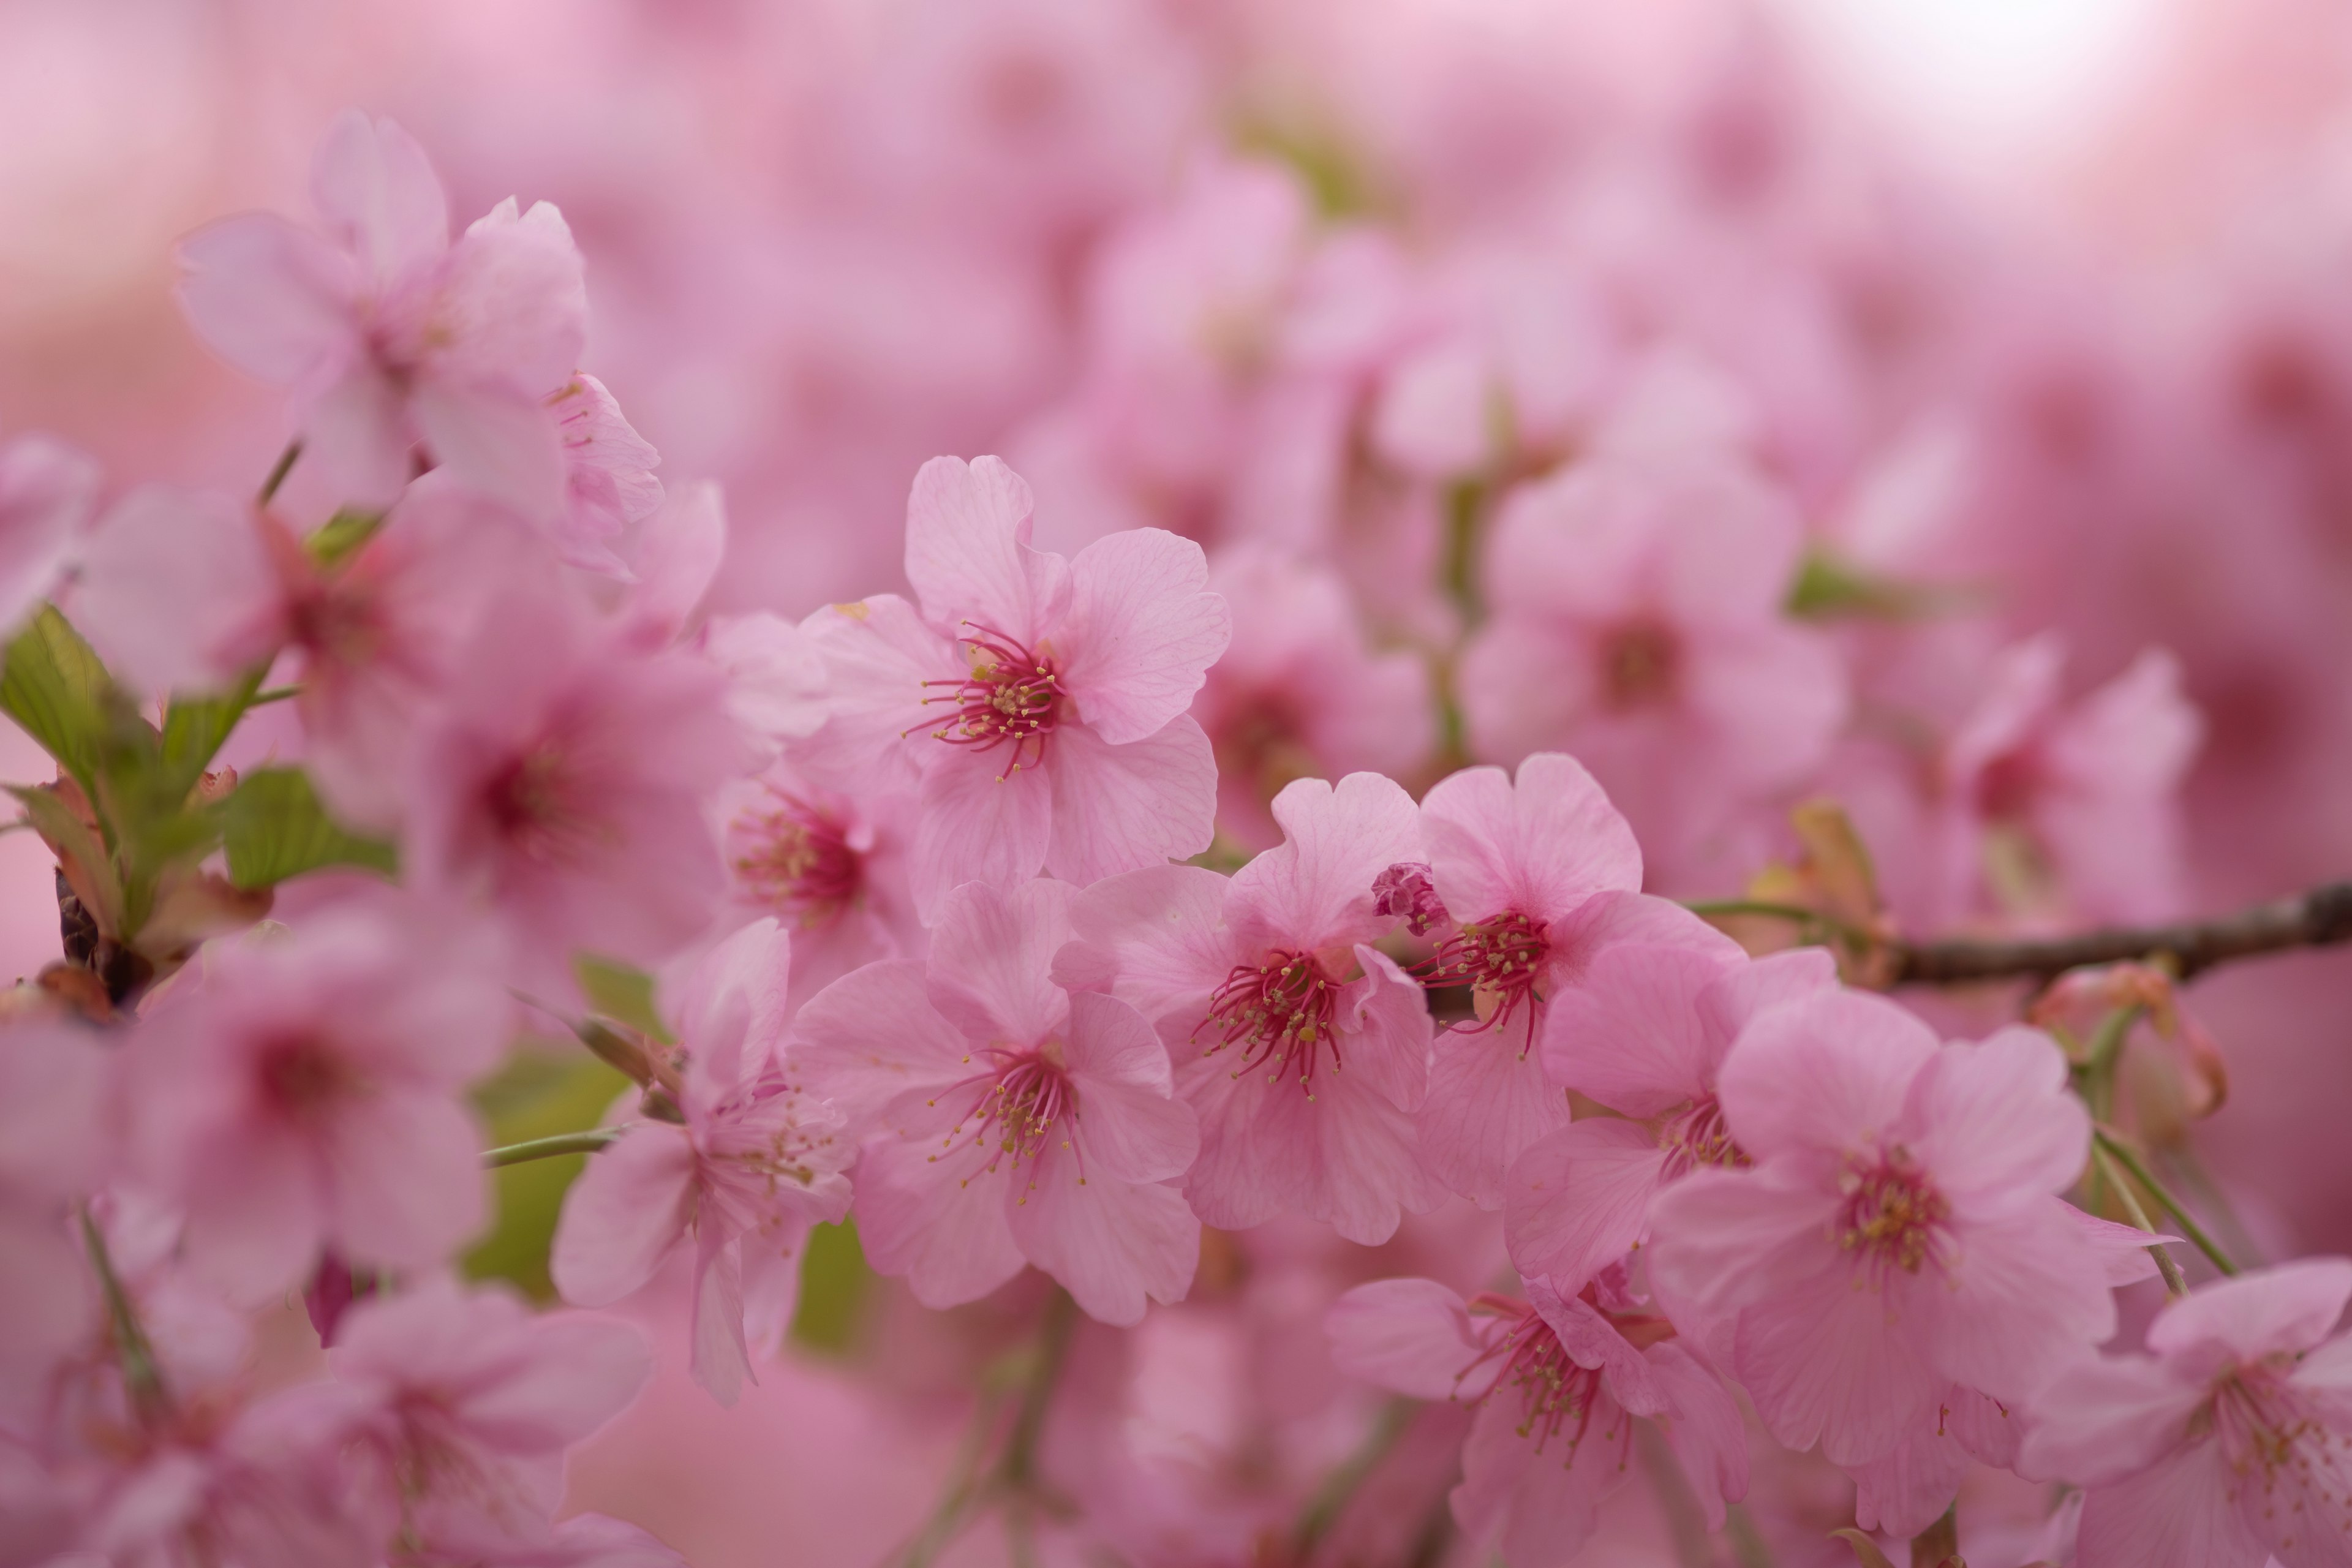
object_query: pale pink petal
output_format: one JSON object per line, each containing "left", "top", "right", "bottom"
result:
{"left": 2021, "top": 1353, "right": 2211, "bottom": 1485}
{"left": 1528, "top": 1281, "right": 1663, "bottom": 1414}
{"left": 626, "top": 481, "right": 724, "bottom": 643}
{"left": 0, "top": 1211, "right": 96, "bottom": 1411}
{"left": 903, "top": 456, "right": 1063, "bottom": 643}
{"left": 794, "top": 595, "right": 962, "bottom": 797}
{"left": 1646, "top": 1342, "right": 1747, "bottom": 1527}
{"left": 2147, "top": 1257, "right": 2352, "bottom": 1363}
{"left": 852, "top": 1135, "right": 1027, "bottom": 1310}
{"left": 1058, "top": 528, "right": 1231, "bottom": 744}
{"left": 1944, "top": 1386, "right": 2022, "bottom": 1468}
{"left": 1901, "top": 1028, "right": 2088, "bottom": 1218}
{"left": 1421, "top": 752, "right": 1641, "bottom": 925}
{"left": 911, "top": 747, "right": 1054, "bottom": 916}
{"left": 1716, "top": 989, "right": 1939, "bottom": 1165}
{"left": 1042, "top": 714, "right": 1218, "bottom": 886}
{"left": 1542, "top": 944, "right": 1727, "bottom": 1118}
{"left": 1063, "top": 991, "right": 1196, "bottom": 1185}
{"left": 1304, "top": 1066, "right": 1444, "bottom": 1245}
{"left": 179, "top": 1128, "right": 325, "bottom": 1298}
{"left": 1850, "top": 1426, "right": 1971, "bottom": 1539}
{"left": 1734, "top": 1252, "right": 1947, "bottom": 1465}
{"left": 1692, "top": 947, "right": 1838, "bottom": 1057}
{"left": 550, "top": 1125, "right": 699, "bottom": 1308}
{"left": 790, "top": 960, "right": 976, "bottom": 1127}
{"left": 174, "top": 213, "right": 358, "bottom": 384}
{"left": 671, "top": 918, "right": 791, "bottom": 1099}
{"left": 1325, "top": 1278, "right": 1487, "bottom": 1402}
{"left": 1006, "top": 1140, "right": 1197, "bottom": 1326}
{"left": 1504, "top": 1118, "right": 1671, "bottom": 1291}
{"left": 2070, "top": 1205, "right": 2177, "bottom": 1287}
{"left": 1417, "top": 1023, "right": 1570, "bottom": 1210}
{"left": 431, "top": 198, "right": 587, "bottom": 395}
{"left": 1542, "top": 889, "right": 1744, "bottom": 992}
{"left": 1229, "top": 772, "right": 1422, "bottom": 952}
{"left": 924, "top": 879, "right": 1075, "bottom": 1047}
{"left": 323, "top": 1090, "right": 486, "bottom": 1270}
{"left": 0, "top": 435, "right": 95, "bottom": 631}
{"left": 1174, "top": 1042, "right": 1295, "bottom": 1234}
{"left": 1644, "top": 1167, "right": 1841, "bottom": 1379}
{"left": 1458, "top": 1392, "right": 1623, "bottom": 1568}
{"left": 309, "top": 111, "right": 448, "bottom": 287}
{"left": 1054, "top": 864, "right": 1240, "bottom": 1019}
{"left": 411, "top": 380, "right": 566, "bottom": 522}
{"left": 452, "top": 1310, "right": 651, "bottom": 1451}
{"left": 1335, "top": 946, "right": 1434, "bottom": 1114}
{"left": 690, "top": 1234, "right": 752, "bottom": 1406}
{"left": 1679, "top": 622, "right": 1850, "bottom": 792}
{"left": 306, "top": 365, "right": 417, "bottom": 507}
{"left": 74, "top": 486, "right": 281, "bottom": 695}
{"left": 2076, "top": 1439, "right": 2267, "bottom": 1568}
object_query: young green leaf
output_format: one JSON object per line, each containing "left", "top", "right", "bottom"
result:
{"left": 0, "top": 608, "right": 115, "bottom": 799}
{"left": 219, "top": 767, "right": 397, "bottom": 889}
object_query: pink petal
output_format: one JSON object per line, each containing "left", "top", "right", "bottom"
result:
{"left": 1646, "top": 1342, "right": 1747, "bottom": 1528}
{"left": 1679, "top": 621, "right": 1850, "bottom": 792}
{"left": 851, "top": 1134, "right": 1027, "bottom": 1310}
{"left": 1528, "top": 1279, "right": 1663, "bottom": 1413}
{"left": 1924, "top": 1204, "right": 2117, "bottom": 1406}
{"left": 924, "top": 879, "right": 1075, "bottom": 1047}
{"left": 1325, "top": 1278, "right": 1485, "bottom": 1401}
{"left": 2021, "top": 1353, "right": 2212, "bottom": 1485}
{"left": 1457, "top": 1391, "right": 1622, "bottom": 1568}
{"left": 671, "top": 918, "right": 791, "bottom": 1098}
{"left": 790, "top": 960, "right": 976, "bottom": 1127}
{"left": 902, "top": 456, "right": 1066, "bottom": 644}
{"left": 1054, "top": 864, "right": 1240, "bottom": 1019}
{"left": 1692, "top": 946, "right": 1838, "bottom": 1056}
{"left": 1064, "top": 991, "right": 1197, "bottom": 1185}
{"left": 1733, "top": 1250, "right": 1948, "bottom": 1465}
{"left": 0, "top": 1212, "right": 96, "bottom": 1412}
{"left": 1416, "top": 1022, "right": 1571, "bottom": 1210}
{"left": 431, "top": 198, "right": 588, "bottom": 396}
{"left": 689, "top": 1234, "right": 752, "bottom": 1406}
{"left": 1901, "top": 1028, "right": 2089, "bottom": 1218}
{"left": 174, "top": 213, "right": 358, "bottom": 385}
{"left": 1335, "top": 946, "right": 1433, "bottom": 1114}
{"left": 306, "top": 364, "right": 417, "bottom": 508}
{"left": 1644, "top": 1167, "right": 1840, "bottom": 1379}
{"left": 1006, "top": 1140, "right": 1198, "bottom": 1326}
{"left": 1849, "top": 1425, "right": 1971, "bottom": 1539}
{"left": 1542, "top": 943, "right": 1727, "bottom": 1118}
{"left": 1058, "top": 527, "right": 1231, "bottom": 744}
{"left": 460, "top": 1310, "right": 652, "bottom": 1451}
{"left": 1174, "top": 1044, "right": 1295, "bottom": 1234}
{"left": 179, "top": 1125, "right": 326, "bottom": 1299}
{"left": 2076, "top": 1439, "right": 2266, "bottom": 1568}
{"left": 1542, "top": 889, "right": 1743, "bottom": 992}
{"left": 309, "top": 111, "right": 448, "bottom": 287}
{"left": 0, "top": 435, "right": 95, "bottom": 631}
{"left": 910, "top": 747, "right": 1054, "bottom": 916}
{"left": 2069, "top": 1205, "right": 2177, "bottom": 1287}
{"left": 550, "top": 1125, "right": 699, "bottom": 1309}
{"left": 2149, "top": 1258, "right": 2352, "bottom": 1363}
{"left": 1420, "top": 752, "right": 1642, "bottom": 926}
{"left": 625, "top": 481, "right": 724, "bottom": 643}
{"left": 323, "top": 1090, "right": 486, "bottom": 1271}
{"left": 411, "top": 380, "right": 566, "bottom": 522}
{"left": 1716, "top": 989, "right": 1937, "bottom": 1165}
{"left": 1504, "top": 1118, "right": 1670, "bottom": 1291}
{"left": 1042, "top": 714, "right": 1218, "bottom": 887}
{"left": 1300, "top": 1066, "right": 1444, "bottom": 1245}
{"left": 1228, "top": 772, "right": 1422, "bottom": 953}
{"left": 73, "top": 486, "right": 281, "bottom": 695}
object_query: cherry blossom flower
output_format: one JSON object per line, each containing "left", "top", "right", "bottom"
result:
{"left": 787, "top": 454, "right": 1229, "bottom": 915}
{"left": 1506, "top": 944, "right": 1835, "bottom": 1291}
{"left": 1457, "top": 451, "right": 1847, "bottom": 881}
{"left": 793, "top": 878, "right": 1199, "bottom": 1324}
{"left": 404, "top": 579, "right": 745, "bottom": 989}
{"left": 0, "top": 431, "right": 97, "bottom": 633}
{"left": 1191, "top": 544, "right": 1433, "bottom": 851}
{"left": 1326, "top": 1275, "right": 1746, "bottom": 1568}
{"left": 1406, "top": 751, "right": 1736, "bottom": 1209}
{"left": 0, "top": 1020, "right": 110, "bottom": 1414}
{"left": 551, "top": 919, "right": 851, "bottom": 1404}
{"left": 548, "top": 374, "right": 665, "bottom": 578}
{"left": 718, "top": 766, "right": 922, "bottom": 1005}
{"left": 1056, "top": 772, "right": 1442, "bottom": 1243}
{"left": 175, "top": 111, "right": 619, "bottom": 530}
{"left": 1643, "top": 992, "right": 2115, "bottom": 1467}
{"left": 124, "top": 905, "right": 509, "bottom": 1298}
{"left": 2022, "top": 1257, "right": 2352, "bottom": 1568}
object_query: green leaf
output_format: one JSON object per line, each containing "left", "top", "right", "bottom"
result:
{"left": 0, "top": 608, "right": 115, "bottom": 796}
{"left": 158, "top": 671, "right": 264, "bottom": 796}
{"left": 7, "top": 784, "right": 123, "bottom": 932}
{"left": 575, "top": 954, "right": 675, "bottom": 1043}
{"left": 219, "top": 767, "right": 396, "bottom": 889}
{"left": 306, "top": 507, "right": 386, "bottom": 571}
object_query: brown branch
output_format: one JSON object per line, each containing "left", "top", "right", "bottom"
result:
{"left": 1887, "top": 881, "right": 2352, "bottom": 986}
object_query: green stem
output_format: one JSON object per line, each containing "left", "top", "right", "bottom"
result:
{"left": 2094, "top": 1130, "right": 2238, "bottom": 1277}
{"left": 2094, "top": 1144, "right": 2188, "bottom": 1297}
{"left": 257, "top": 439, "right": 304, "bottom": 505}
{"left": 249, "top": 685, "right": 301, "bottom": 707}
{"left": 1292, "top": 1396, "right": 1419, "bottom": 1556}
{"left": 1000, "top": 1288, "right": 1079, "bottom": 1490}
{"left": 2080, "top": 1005, "right": 2143, "bottom": 1125}
{"left": 80, "top": 1207, "right": 170, "bottom": 1423}
{"left": 483, "top": 1127, "right": 627, "bottom": 1167}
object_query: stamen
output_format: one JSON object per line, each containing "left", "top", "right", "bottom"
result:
{"left": 925, "top": 1045, "right": 1082, "bottom": 1194}
{"left": 1656, "top": 1095, "right": 1744, "bottom": 1178}
{"left": 919, "top": 622, "right": 1063, "bottom": 781}
{"left": 1838, "top": 1150, "right": 1948, "bottom": 1280}
{"left": 733, "top": 790, "right": 862, "bottom": 929}
{"left": 1455, "top": 1294, "right": 1626, "bottom": 1461}
{"left": 1419, "top": 911, "right": 1549, "bottom": 1049}
{"left": 1194, "top": 951, "right": 1341, "bottom": 1095}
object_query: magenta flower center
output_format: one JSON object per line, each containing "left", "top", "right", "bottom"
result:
{"left": 1657, "top": 1094, "right": 1744, "bottom": 1178}
{"left": 1838, "top": 1151, "right": 1949, "bottom": 1277}
{"left": 932, "top": 1045, "right": 1080, "bottom": 1185}
{"left": 1197, "top": 951, "right": 1342, "bottom": 1094}
{"left": 1422, "top": 911, "right": 1550, "bottom": 1044}
{"left": 256, "top": 1033, "right": 362, "bottom": 1122}
{"left": 480, "top": 739, "right": 596, "bottom": 865}
{"left": 1458, "top": 1294, "right": 1615, "bottom": 1455}
{"left": 733, "top": 791, "right": 862, "bottom": 929}
{"left": 922, "top": 624, "right": 1064, "bottom": 780}
{"left": 1599, "top": 619, "right": 1683, "bottom": 710}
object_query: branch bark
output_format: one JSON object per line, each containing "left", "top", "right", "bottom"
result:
{"left": 1887, "top": 881, "right": 2352, "bottom": 986}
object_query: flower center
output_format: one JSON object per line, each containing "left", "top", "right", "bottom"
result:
{"left": 1197, "top": 951, "right": 1342, "bottom": 1095}
{"left": 1599, "top": 620, "right": 1681, "bottom": 710}
{"left": 1421, "top": 911, "right": 1549, "bottom": 1045}
{"left": 1458, "top": 1294, "right": 1613, "bottom": 1455}
{"left": 930, "top": 1046, "right": 1080, "bottom": 1188}
{"left": 1838, "top": 1151, "right": 1948, "bottom": 1278}
{"left": 481, "top": 739, "right": 594, "bottom": 865}
{"left": 1657, "top": 1095, "right": 1744, "bottom": 1178}
{"left": 732, "top": 791, "right": 861, "bottom": 929}
{"left": 2212, "top": 1365, "right": 2352, "bottom": 1538}
{"left": 921, "top": 624, "right": 1063, "bottom": 780}
{"left": 257, "top": 1033, "right": 361, "bottom": 1122}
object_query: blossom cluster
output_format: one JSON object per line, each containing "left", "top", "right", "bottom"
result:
{"left": 6, "top": 6, "right": 2352, "bottom": 1565}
